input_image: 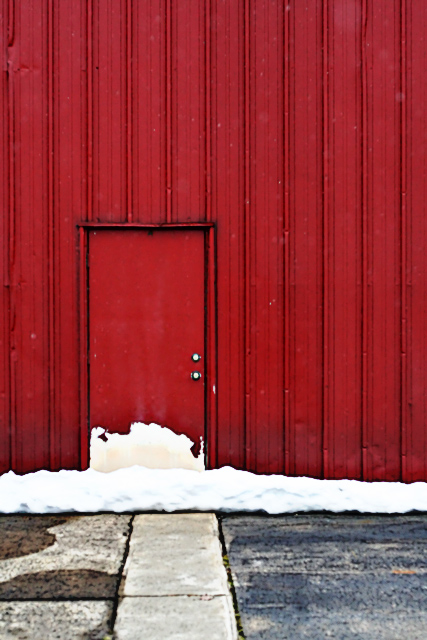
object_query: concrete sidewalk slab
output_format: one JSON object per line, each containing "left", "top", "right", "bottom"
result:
{"left": 0, "top": 514, "right": 131, "bottom": 639}
{"left": 0, "top": 515, "right": 131, "bottom": 598}
{"left": 116, "top": 594, "right": 236, "bottom": 640}
{"left": 121, "top": 513, "right": 228, "bottom": 596}
{"left": 115, "top": 513, "right": 237, "bottom": 640}
{"left": 0, "top": 601, "right": 113, "bottom": 640}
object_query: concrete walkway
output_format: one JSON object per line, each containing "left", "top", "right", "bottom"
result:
{"left": 115, "top": 514, "right": 236, "bottom": 639}
{"left": 0, "top": 513, "right": 237, "bottom": 639}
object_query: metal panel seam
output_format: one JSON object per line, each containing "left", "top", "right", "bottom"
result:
{"left": 126, "top": 0, "right": 132, "bottom": 222}
{"left": 322, "top": 0, "right": 330, "bottom": 479}
{"left": 283, "top": 1, "right": 290, "bottom": 476}
{"left": 48, "top": 0, "right": 56, "bottom": 468}
{"left": 87, "top": 0, "right": 93, "bottom": 221}
{"left": 205, "top": 0, "right": 212, "bottom": 222}
{"left": 7, "top": 0, "right": 16, "bottom": 470}
{"left": 361, "top": 0, "right": 368, "bottom": 479}
{"left": 400, "top": 0, "right": 408, "bottom": 480}
{"left": 166, "top": 0, "right": 172, "bottom": 222}
{"left": 243, "top": 0, "right": 251, "bottom": 471}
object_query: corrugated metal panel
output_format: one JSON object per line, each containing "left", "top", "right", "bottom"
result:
{"left": 54, "top": 0, "right": 86, "bottom": 469}
{"left": 9, "top": 0, "right": 51, "bottom": 472}
{"left": 1, "top": 0, "right": 427, "bottom": 480}
{"left": 132, "top": 0, "right": 166, "bottom": 223}
{"left": 212, "top": 0, "right": 245, "bottom": 469}
{"left": 245, "top": 0, "right": 284, "bottom": 473}
{"left": 364, "top": 0, "right": 402, "bottom": 480}
{"left": 93, "top": 0, "right": 127, "bottom": 222}
{"left": 287, "top": 0, "right": 324, "bottom": 478}
{"left": 172, "top": 0, "right": 206, "bottom": 220}
{"left": 323, "top": 0, "right": 362, "bottom": 480}
{"left": 0, "top": 0, "right": 9, "bottom": 474}
{"left": 406, "top": 0, "right": 427, "bottom": 482}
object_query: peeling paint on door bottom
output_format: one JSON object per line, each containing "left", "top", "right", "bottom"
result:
{"left": 90, "top": 422, "right": 205, "bottom": 473}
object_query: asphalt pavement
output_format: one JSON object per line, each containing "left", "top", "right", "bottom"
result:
{"left": 221, "top": 513, "right": 427, "bottom": 640}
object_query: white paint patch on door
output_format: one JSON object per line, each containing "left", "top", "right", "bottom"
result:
{"left": 90, "top": 422, "right": 205, "bottom": 473}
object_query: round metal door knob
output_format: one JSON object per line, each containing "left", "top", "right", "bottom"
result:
{"left": 191, "top": 371, "right": 202, "bottom": 381}
{"left": 191, "top": 353, "right": 202, "bottom": 362}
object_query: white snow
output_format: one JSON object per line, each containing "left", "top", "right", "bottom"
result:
{"left": 90, "top": 422, "right": 204, "bottom": 473}
{"left": 1, "top": 466, "right": 427, "bottom": 514}
{"left": 1, "top": 421, "right": 426, "bottom": 514}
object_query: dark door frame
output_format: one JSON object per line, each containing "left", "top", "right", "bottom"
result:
{"left": 77, "top": 222, "right": 217, "bottom": 470}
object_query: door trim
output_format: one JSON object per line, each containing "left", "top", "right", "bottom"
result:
{"left": 78, "top": 222, "right": 217, "bottom": 470}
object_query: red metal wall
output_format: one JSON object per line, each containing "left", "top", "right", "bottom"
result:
{"left": 1, "top": 0, "right": 427, "bottom": 480}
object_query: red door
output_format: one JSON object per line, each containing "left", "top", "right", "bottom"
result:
{"left": 88, "top": 229, "right": 205, "bottom": 446}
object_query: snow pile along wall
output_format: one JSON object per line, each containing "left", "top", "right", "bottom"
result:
{"left": 90, "top": 422, "right": 205, "bottom": 473}
{"left": 2, "top": 467, "right": 427, "bottom": 514}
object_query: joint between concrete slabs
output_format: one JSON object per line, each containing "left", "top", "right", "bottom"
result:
{"left": 0, "top": 597, "right": 116, "bottom": 602}
{"left": 110, "top": 514, "right": 134, "bottom": 631}
{"left": 117, "top": 593, "right": 228, "bottom": 598}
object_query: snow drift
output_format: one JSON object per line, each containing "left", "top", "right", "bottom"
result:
{"left": 1, "top": 466, "right": 427, "bottom": 514}
{"left": 1, "top": 421, "right": 427, "bottom": 515}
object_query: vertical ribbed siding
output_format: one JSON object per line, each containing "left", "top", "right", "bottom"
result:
{"left": 405, "top": 0, "right": 427, "bottom": 482}
{"left": 245, "top": 0, "right": 284, "bottom": 473}
{"left": 322, "top": 0, "right": 331, "bottom": 480}
{"left": 2, "top": 0, "right": 427, "bottom": 480}
{"left": 287, "top": 0, "right": 324, "bottom": 477}
{"left": 0, "top": 0, "right": 10, "bottom": 473}
{"left": 171, "top": 0, "right": 205, "bottom": 220}
{"left": 54, "top": 0, "right": 86, "bottom": 469}
{"left": 363, "top": 0, "right": 402, "bottom": 480}
{"left": 401, "top": 0, "right": 408, "bottom": 481}
{"left": 283, "top": 0, "right": 291, "bottom": 476}
{"left": 47, "top": 0, "right": 55, "bottom": 468}
{"left": 93, "top": 0, "right": 127, "bottom": 222}
{"left": 125, "top": 0, "right": 132, "bottom": 222}
{"left": 212, "top": 0, "right": 245, "bottom": 468}
{"left": 11, "top": 0, "right": 50, "bottom": 472}
{"left": 324, "top": 0, "right": 363, "bottom": 479}
{"left": 132, "top": 0, "right": 166, "bottom": 223}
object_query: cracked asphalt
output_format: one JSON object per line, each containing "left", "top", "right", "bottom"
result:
{"left": 221, "top": 513, "right": 427, "bottom": 640}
